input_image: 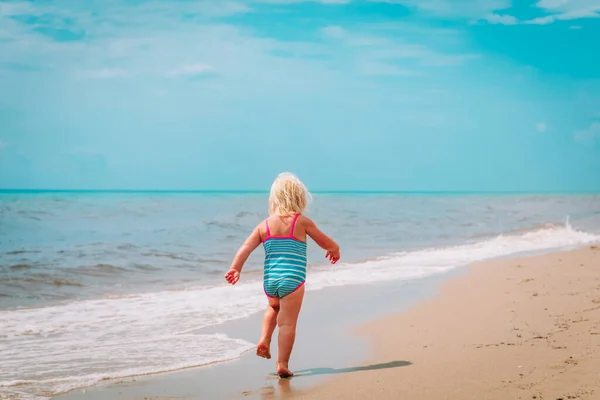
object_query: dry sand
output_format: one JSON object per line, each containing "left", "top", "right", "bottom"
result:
{"left": 293, "top": 245, "right": 600, "bottom": 400}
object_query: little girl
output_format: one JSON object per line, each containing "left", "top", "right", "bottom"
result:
{"left": 225, "top": 172, "right": 340, "bottom": 378}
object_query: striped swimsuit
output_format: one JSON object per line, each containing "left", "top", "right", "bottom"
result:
{"left": 263, "top": 214, "right": 307, "bottom": 298}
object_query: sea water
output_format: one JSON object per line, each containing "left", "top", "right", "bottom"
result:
{"left": 1, "top": 191, "right": 599, "bottom": 399}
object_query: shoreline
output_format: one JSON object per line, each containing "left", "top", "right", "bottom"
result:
{"left": 296, "top": 245, "right": 600, "bottom": 400}
{"left": 50, "top": 244, "right": 599, "bottom": 400}
{"left": 54, "top": 263, "right": 463, "bottom": 400}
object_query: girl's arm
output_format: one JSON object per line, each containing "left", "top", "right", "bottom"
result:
{"left": 225, "top": 225, "right": 262, "bottom": 285}
{"left": 304, "top": 217, "right": 340, "bottom": 264}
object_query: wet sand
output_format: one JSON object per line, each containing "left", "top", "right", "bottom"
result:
{"left": 296, "top": 245, "right": 600, "bottom": 400}
{"left": 55, "top": 266, "right": 459, "bottom": 400}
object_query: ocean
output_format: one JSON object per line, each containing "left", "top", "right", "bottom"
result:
{"left": 1, "top": 191, "right": 599, "bottom": 399}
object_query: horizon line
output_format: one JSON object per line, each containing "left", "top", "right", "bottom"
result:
{"left": 0, "top": 189, "right": 599, "bottom": 195}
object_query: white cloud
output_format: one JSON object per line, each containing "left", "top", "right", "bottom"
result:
{"left": 537, "top": 0, "right": 592, "bottom": 10}
{"left": 321, "top": 25, "right": 348, "bottom": 39}
{"left": 525, "top": 11, "right": 599, "bottom": 24}
{"left": 525, "top": 0, "right": 600, "bottom": 24}
{"left": 82, "top": 69, "right": 128, "bottom": 79}
{"left": 524, "top": 15, "right": 556, "bottom": 24}
{"left": 574, "top": 122, "right": 600, "bottom": 145}
{"left": 484, "top": 13, "right": 518, "bottom": 24}
{"left": 168, "top": 63, "right": 217, "bottom": 77}
{"left": 570, "top": 24, "right": 583, "bottom": 28}
{"left": 560, "top": 8, "right": 600, "bottom": 18}
{"left": 319, "top": 26, "right": 480, "bottom": 69}
{"left": 537, "top": 0, "right": 570, "bottom": 7}
{"left": 536, "top": 122, "right": 548, "bottom": 132}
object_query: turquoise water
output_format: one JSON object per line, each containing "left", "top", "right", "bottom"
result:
{"left": 1, "top": 191, "right": 599, "bottom": 399}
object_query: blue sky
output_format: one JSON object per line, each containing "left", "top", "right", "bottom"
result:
{"left": 0, "top": 0, "right": 599, "bottom": 191}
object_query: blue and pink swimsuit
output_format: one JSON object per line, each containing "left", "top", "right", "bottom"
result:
{"left": 262, "top": 214, "right": 307, "bottom": 298}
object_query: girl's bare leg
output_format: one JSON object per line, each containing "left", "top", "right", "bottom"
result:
{"left": 276, "top": 285, "right": 305, "bottom": 377}
{"left": 257, "top": 296, "right": 280, "bottom": 359}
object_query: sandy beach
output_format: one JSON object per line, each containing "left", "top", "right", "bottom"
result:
{"left": 296, "top": 245, "right": 600, "bottom": 400}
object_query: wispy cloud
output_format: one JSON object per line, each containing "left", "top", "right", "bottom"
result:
{"left": 0, "top": 139, "right": 5, "bottom": 149}
{"left": 319, "top": 24, "right": 480, "bottom": 74}
{"left": 321, "top": 25, "right": 348, "bottom": 39}
{"left": 574, "top": 122, "right": 600, "bottom": 145}
{"left": 525, "top": 0, "right": 600, "bottom": 24}
{"left": 483, "top": 13, "right": 518, "bottom": 25}
{"left": 524, "top": 13, "right": 598, "bottom": 25}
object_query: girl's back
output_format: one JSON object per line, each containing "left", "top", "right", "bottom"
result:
{"left": 261, "top": 214, "right": 307, "bottom": 242}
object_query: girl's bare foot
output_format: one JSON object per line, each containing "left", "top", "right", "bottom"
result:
{"left": 256, "top": 342, "right": 271, "bottom": 359}
{"left": 276, "top": 362, "right": 294, "bottom": 378}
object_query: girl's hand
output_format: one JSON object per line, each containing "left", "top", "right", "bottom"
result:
{"left": 225, "top": 269, "right": 240, "bottom": 285}
{"left": 325, "top": 249, "right": 340, "bottom": 264}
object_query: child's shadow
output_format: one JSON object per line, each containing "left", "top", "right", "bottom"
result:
{"left": 254, "top": 361, "right": 412, "bottom": 399}
{"left": 294, "top": 360, "right": 412, "bottom": 376}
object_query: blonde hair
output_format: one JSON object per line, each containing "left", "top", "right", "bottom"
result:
{"left": 268, "top": 172, "right": 312, "bottom": 216}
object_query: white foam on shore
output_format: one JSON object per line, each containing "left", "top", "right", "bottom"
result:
{"left": 308, "top": 222, "right": 599, "bottom": 289}
{"left": 0, "top": 333, "right": 254, "bottom": 399}
{"left": 1, "top": 224, "right": 598, "bottom": 399}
